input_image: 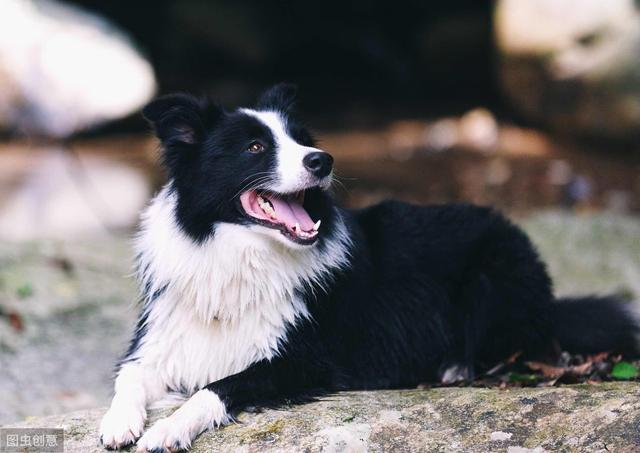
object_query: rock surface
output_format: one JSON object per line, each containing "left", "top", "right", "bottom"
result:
{"left": 6, "top": 383, "right": 640, "bottom": 452}
{"left": 0, "top": 0, "right": 156, "bottom": 137}
{"left": 495, "top": 0, "right": 640, "bottom": 140}
{"left": 0, "top": 236, "right": 136, "bottom": 423}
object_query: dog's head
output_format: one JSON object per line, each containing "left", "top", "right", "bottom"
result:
{"left": 143, "top": 84, "right": 336, "bottom": 248}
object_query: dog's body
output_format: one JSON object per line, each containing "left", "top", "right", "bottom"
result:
{"left": 100, "top": 85, "right": 639, "bottom": 452}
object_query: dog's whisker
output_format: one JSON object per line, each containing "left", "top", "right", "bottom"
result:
{"left": 237, "top": 172, "right": 273, "bottom": 186}
{"left": 230, "top": 176, "right": 273, "bottom": 202}
{"left": 330, "top": 175, "right": 347, "bottom": 192}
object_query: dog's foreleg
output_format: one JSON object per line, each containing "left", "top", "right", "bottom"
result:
{"left": 100, "top": 362, "right": 165, "bottom": 449}
{"left": 136, "top": 357, "right": 324, "bottom": 452}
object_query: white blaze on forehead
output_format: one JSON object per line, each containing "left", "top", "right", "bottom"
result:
{"left": 241, "top": 108, "right": 320, "bottom": 193}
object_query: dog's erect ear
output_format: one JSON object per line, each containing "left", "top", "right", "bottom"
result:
{"left": 256, "top": 83, "right": 298, "bottom": 113}
{"left": 142, "top": 93, "right": 221, "bottom": 147}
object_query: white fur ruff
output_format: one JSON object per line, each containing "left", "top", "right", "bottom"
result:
{"left": 132, "top": 186, "right": 351, "bottom": 392}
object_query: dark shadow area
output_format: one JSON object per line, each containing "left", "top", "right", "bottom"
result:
{"left": 68, "top": 0, "right": 497, "bottom": 130}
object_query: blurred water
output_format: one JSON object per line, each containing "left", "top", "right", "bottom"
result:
{"left": 1, "top": 115, "right": 640, "bottom": 241}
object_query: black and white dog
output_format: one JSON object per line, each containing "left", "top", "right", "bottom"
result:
{"left": 100, "top": 84, "right": 639, "bottom": 452}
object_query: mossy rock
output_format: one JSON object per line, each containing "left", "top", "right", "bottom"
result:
{"left": 6, "top": 383, "right": 640, "bottom": 452}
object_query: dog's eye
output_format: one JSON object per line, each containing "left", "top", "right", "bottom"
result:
{"left": 247, "top": 141, "right": 265, "bottom": 153}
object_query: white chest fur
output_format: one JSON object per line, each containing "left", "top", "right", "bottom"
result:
{"left": 129, "top": 187, "right": 351, "bottom": 393}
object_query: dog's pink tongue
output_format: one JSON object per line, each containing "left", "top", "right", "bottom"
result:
{"left": 268, "top": 195, "right": 315, "bottom": 231}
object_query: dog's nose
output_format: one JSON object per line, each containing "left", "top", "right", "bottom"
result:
{"left": 303, "top": 152, "right": 334, "bottom": 178}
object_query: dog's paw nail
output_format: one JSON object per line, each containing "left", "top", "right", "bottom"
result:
{"left": 99, "top": 405, "right": 146, "bottom": 450}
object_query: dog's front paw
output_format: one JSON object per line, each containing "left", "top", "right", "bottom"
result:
{"left": 99, "top": 403, "right": 146, "bottom": 450}
{"left": 136, "top": 389, "right": 228, "bottom": 452}
{"left": 135, "top": 417, "right": 192, "bottom": 453}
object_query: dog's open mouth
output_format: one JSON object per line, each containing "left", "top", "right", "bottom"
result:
{"left": 239, "top": 189, "right": 321, "bottom": 244}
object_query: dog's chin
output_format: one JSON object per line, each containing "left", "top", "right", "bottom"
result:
{"left": 247, "top": 224, "right": 319, "bottom": 250}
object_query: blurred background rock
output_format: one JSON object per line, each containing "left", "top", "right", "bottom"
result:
{"left": 0, "top": 0, "right": 639, "bottom": 425}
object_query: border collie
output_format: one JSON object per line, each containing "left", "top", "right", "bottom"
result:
{"left": 100, "top": 84, "right": 639, "bottom": 452}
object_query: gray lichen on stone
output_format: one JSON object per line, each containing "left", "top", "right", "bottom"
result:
{"left": 6, "top": 383, "right": 640, "bottom": 452}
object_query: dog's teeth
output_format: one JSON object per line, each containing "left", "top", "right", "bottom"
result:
{"left": 294, "top": 222, "right": 300, "bottom": 232}
{"left": 257, "top": 196, "right": 277, "bottom": 218}
{"left": 313, "top": 220, "right": 321, "bottom": 231}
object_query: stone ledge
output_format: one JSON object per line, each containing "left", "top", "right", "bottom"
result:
{"left": 4, "top": 383, "right": 640, "bottom": 452}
